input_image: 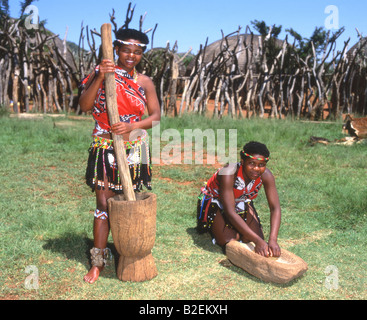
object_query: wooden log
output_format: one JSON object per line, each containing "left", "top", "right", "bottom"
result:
{"left": 226, "top": 241, "right": 308, "bottom": 284}
{"left": 101, "top": 23, "right": 136, "bottom": 201}
{"left": 108, "top": 193, "right": 158, "bottom": 282}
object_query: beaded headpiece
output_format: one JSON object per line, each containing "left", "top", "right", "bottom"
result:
{"left": 241, "top": 150, "right": 269, "bottom": 162}
{"left": 115, "top": 39, "right": 147, "bottom": 48}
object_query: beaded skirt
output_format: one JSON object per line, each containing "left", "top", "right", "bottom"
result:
{"left": 85, "top": 131, "right": 152, "bottom": 193}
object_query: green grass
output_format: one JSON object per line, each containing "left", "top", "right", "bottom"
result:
{"left": 0, "top": 113, "right": 366, "bottom": 300}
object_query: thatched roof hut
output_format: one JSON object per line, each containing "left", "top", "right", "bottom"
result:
{"left": 51, "top": 37, "right": 78, "bottom": 73}
{"left": 186, "top": 33, "right": 284, "bottom": 75}
{"left": 347, "top": 37, "right": 367, "bottom": 60}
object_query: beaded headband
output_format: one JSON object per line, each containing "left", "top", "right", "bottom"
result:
{"left": 115, "top": 39, "right": 147, "bottom": 47}
{"left": 241, "top": 151, "right": 269, "bottom": 162}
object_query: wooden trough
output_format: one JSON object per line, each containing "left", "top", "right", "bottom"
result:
{"left": 226, "top": 241, "right": 308, "bottom": 284}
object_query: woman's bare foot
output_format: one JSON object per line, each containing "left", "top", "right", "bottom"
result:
{"left": 83, "top": 266, "right": 104, "bottom": 284}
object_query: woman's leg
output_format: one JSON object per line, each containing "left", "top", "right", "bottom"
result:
{"left": 211, "top": 204, "right": 264, "bottom": 248}
{"left": 84, "top": 179, "right": 116, "bottom": 284}
{"left": 211, "top": 209, "right": 240, "bottom": 247}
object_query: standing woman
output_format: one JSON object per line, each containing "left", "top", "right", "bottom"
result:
{"left": 197, "top": 141, "right": 281, "bottom": 257}
{"left": 79, "top": 28, "right": 160, "bottom": 284}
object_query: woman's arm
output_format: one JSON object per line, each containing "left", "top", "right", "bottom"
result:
{"left": 79, "top": 60, "right": 115, "bottom": 112}
{"left": 262, "top": 168, "right": 282, "bottom": 257}
{"left": 218, "top": 169, "right": 270, "bottom": 256}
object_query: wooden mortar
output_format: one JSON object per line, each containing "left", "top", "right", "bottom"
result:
{"left": 108, "top": 193, "right": 158, "bottom": 282}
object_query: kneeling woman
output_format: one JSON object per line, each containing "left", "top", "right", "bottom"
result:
{"left": 197, "top": 141, "right": 281, "bottom": 257}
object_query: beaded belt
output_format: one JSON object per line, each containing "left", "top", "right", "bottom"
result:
{"left": 91, "top": 130, "right": 148, "bottom": 150}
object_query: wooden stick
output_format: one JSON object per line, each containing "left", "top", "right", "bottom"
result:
{"left": 101, "top": 23, "right": 136, "bottom": 201}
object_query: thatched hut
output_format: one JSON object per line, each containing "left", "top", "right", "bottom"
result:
{"left": 347, "top": 37, "right": 367, "bottom": 61}
{"left": 186, "top": 33, "right": 284, "bottom": 76}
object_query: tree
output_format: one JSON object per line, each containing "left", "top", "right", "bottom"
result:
{"left": 0, "top": 0, "right": 9, "bottom": 17}
{"left": 19, "top": 0, "right": 38, "bottom": 16}
{"left": 251, "top": 20, "right": 282, "bottom": 38}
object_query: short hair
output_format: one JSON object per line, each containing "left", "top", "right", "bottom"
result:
{"left": 241, "top": 141, "right": 270, "bottom": 160}
{"left": 113, "top": 28, "right": 149, "bottom": 51}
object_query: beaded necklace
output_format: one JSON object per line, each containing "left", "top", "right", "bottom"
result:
{"left": 129, "top": 68, "right": 139, "bottom": 83}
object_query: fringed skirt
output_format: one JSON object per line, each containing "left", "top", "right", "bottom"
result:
{"left": 85, "top": 131, "right": 152, "bottom": 193}
{"left": 196, "top": 192, "right": 261, "bottom": 234}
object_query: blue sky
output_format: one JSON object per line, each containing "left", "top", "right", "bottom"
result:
{"left": 10, "top": 0, "right": 367, "bottom": 54}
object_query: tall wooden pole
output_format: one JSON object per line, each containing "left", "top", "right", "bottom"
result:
{"left": 101, "top": 23, "right": 136, "bottom": 201}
